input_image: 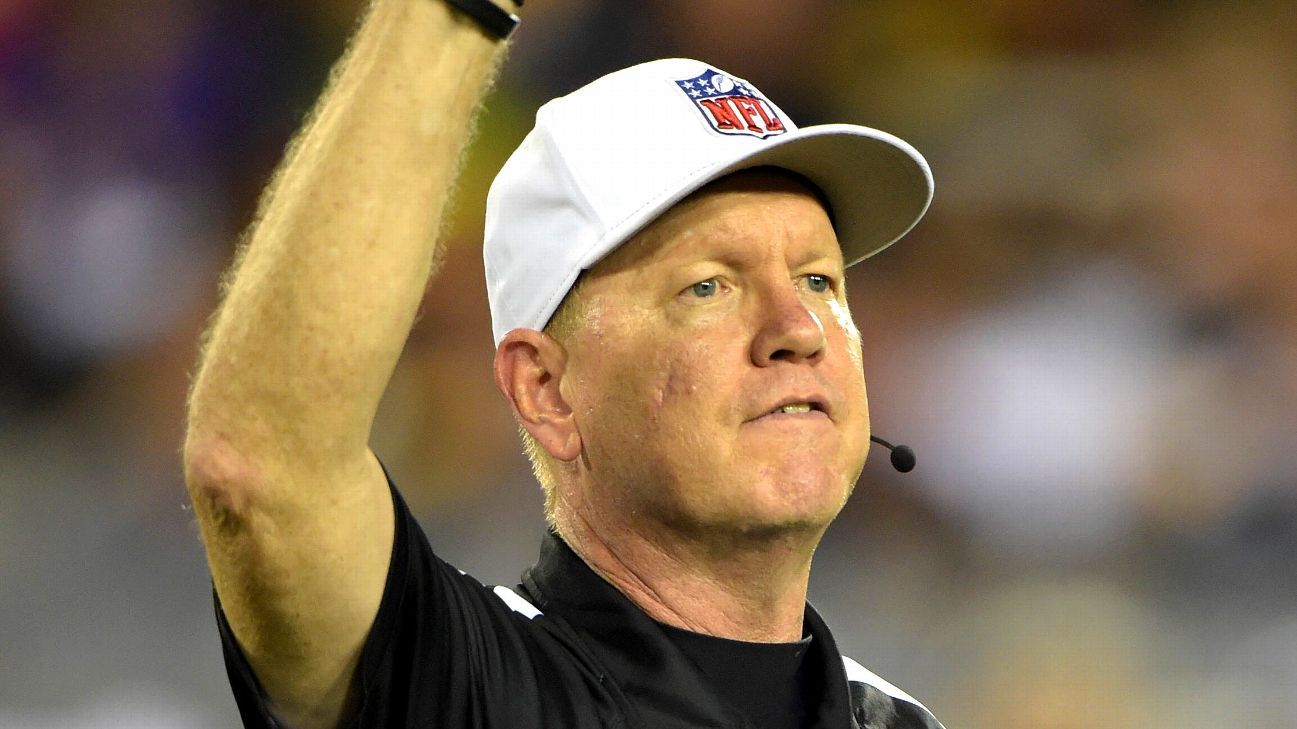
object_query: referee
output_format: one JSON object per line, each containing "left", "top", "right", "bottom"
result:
{"left": 183, "top": 1, "right": 944, "bottom": 728}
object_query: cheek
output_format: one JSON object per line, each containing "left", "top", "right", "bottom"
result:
{"left": 647, "top": 341, "right": 730, "bottom": 432}
{"left": 577, "top": 307, "right": 660, "bottom": 415}
{"left": 826, "top": 300, "right": 869, "bottom": 446}
{"left": 828, "top": 299, "right": 864, "bottom": 370}
{"left": 581, "top": 329, "right": 717, "bottom": 440}
{"left": 649, "top": 355, "right": 693, "bottom": 417}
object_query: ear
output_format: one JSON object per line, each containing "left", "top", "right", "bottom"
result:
{"left": 493, "top": 328, "right": 582, "bottom": 462}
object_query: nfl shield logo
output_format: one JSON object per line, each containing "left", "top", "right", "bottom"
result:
{"left": 674, "top": 68, "right": 787, "bottom": 139}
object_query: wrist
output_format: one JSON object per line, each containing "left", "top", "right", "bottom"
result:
{"left": 442, "top": 0, "right": 522, "bottom": 40}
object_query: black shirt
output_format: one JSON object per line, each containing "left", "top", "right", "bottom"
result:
{"left": 217, "top": 481, "right": 945, "bottom": 729}
{"left": 658, "top": 621, "right": 816, "bottom": 728}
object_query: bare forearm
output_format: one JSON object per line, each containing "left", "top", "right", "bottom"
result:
{"left": 183, "top": 2, "right": 516, "bottom": 726}
{"left": 189, "top": 0, "right": 507, "bottom": 471}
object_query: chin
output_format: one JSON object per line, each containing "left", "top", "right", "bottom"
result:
{"left": 655, "top": 482, "right": 842, "bottom": 544}
{"left": 642, "top": 448, "right": 856, "bottom": 539}
{"left": 722, "top": 471, "right": 851, "bottom": 537}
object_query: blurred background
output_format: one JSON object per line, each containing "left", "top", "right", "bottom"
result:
{"left": 2, "top": 0, "right": 1295, "bottom": 726}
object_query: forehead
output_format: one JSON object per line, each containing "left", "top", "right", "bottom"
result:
{"left": 593, "top": 168, "right": 840, "bottom": 275}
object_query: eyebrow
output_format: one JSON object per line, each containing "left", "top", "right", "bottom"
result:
{"left": 656, "top": 236, "right": 842, "bottom": 276}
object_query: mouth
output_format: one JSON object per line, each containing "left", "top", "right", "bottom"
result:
{"left": 752, "top": 398, "right": 832, "bottom": 422}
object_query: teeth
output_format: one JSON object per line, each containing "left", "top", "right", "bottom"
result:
{"left": 778, "top": 403, "right": 812, "bottom": 414}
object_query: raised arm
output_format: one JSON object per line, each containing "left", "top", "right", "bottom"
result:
{"left": 182, "top": 1, "right": 515, "bottom": 726}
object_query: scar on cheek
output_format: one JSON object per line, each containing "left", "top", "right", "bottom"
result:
{"left": 650, "top": 357, "right": 701, "bottom": 414}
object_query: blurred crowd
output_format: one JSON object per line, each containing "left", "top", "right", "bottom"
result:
{"left": 2, "top": 1, "right": 1295, "bottom": 726}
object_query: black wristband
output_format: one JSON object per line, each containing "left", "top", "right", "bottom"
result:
{"left": 444, "top": 0, "right": 520, "bottom": 39}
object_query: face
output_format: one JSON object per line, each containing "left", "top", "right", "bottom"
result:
{"left": 559, "top": 169, "right": 870, "bottom": 540}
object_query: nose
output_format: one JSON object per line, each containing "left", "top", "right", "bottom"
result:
{"left": 750, "top": 284, "right": 826, "bottom": 366}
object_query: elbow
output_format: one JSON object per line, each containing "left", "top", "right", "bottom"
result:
{"left": 183, "top": 426, "right": 269, "bottom": 523}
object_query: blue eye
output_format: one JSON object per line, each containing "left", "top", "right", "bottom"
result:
{"left": 805, "top": 274, "right": 831, "bottom": 293}
{"left": 690, "top": 278, "right": 720, "bottom": 298}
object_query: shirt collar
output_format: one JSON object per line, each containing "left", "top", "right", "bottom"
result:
{"left": 521, "top": 530, "right": 856, "bottom": 729}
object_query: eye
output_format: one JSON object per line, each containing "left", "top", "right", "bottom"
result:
{"left": 688, "top": 278, "right": 721, "bottom": 298}
{"left": 803, "top": 273, "right": 833, "bottom": 294}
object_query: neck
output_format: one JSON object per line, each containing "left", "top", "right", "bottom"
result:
{"left": 554, "top": 499, "right": 819, "bottom": 643}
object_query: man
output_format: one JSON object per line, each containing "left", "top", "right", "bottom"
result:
{"left": 183, "top": 1, "right": 942, "bottom": 728}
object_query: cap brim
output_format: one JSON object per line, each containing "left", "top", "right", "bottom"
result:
{"left": 588, "top": 123, "right": 933, "bottom": 271}
{"left": 722, "top": 123, "right": 934, "bottom": 266}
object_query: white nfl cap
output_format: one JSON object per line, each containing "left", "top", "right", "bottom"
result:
{"left": 484, "top": 58, "right": 933, "bottom": 345}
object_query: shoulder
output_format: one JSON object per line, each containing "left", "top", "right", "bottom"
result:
{"left": 842, "top": 655, "right": 946, "bottom": 729}
{"left": 491, "top": 583, "right": 544, "bottom": 619}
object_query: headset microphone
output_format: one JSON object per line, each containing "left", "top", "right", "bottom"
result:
{"left": 869, "top": 435, "right": 916, "bottom": 473}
